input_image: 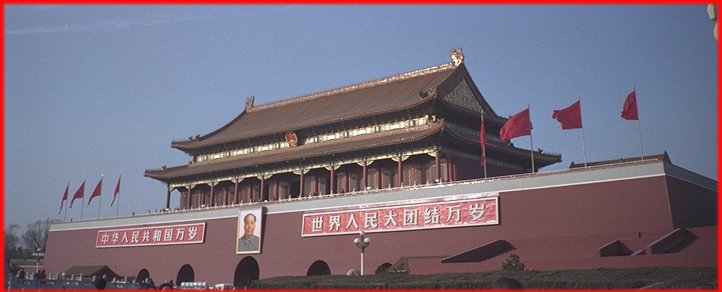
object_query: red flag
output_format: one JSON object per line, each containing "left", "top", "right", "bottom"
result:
{"left": 552, "top": 100, "right": 582, "bottom": 129}
{"left": 70, "top": 180, "right": 85, "bottom": 208}
{"left": 88, "top": 177, "right": 102, "bottom": 205}
{"left": 58, "top": 183, "right": 69, "bottom": 214}
{"left": 110, "top": 175, "right": 121, "bottom": 207}
{"left": 621, "top": 90, "right": 639, "bottom": 120}
{"left": 480, "top": 115, "right": 487, "bottom": 166}
{"left": 499, "top": 108, "right": 531, "bottom": 141}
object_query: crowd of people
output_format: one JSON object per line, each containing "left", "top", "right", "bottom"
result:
{"left": 7, "top": 269, "right": 176, "bottom": 290}
{"left": 13, "top": 267, "right": 47, "bottom": 281}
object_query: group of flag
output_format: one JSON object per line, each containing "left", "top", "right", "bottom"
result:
{"left": 55, "top": 90, "right": 640, "bottom": 216}
{"left": 481, "top": 89, "right": 641, "bottom": 168}
{"left": 58, "top": 175, "right": 121, "bottom": 215}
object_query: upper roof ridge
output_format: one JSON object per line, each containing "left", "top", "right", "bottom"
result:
{"left": 248, "top": 61, "right": 459, "bottom": 112}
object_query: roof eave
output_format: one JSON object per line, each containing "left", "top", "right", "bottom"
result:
{"left": 143, "top": 122, "right": 447, "bottom": 182}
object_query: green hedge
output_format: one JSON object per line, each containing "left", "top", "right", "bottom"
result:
{"left": 249, "top": 267, "right": 717, "bottom": 289}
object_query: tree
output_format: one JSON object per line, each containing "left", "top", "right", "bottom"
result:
{"left": 22, "top": 219, "right": 50, "bottom": 253}
{"left": 501, "top": 254, "right": 525, "bottom": 271}
{"left": 5, "top": 224, "right": 22, "bottom": 260}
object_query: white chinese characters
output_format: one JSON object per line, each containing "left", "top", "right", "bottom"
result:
{"left": 96, "top": 223, "right": 206, "bottom": 248}
{"left": 303, "top": 196, "right": 498, "bottom": 237}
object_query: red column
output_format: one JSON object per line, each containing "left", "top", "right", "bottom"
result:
{"left": 362, "top": 162, "right": 368, "bottom": 190}
{"left": 397, "top": 158, "right": 403, "bottom": 187}
{"left": 249, "top": 184, "right": 254, "bottom": 203}
{"left": 330, "top": 167, "right": 336, "bottom": 194}
{"left": 435, "top": 150, "right": 441, "bottom": 182}
{"left": 313, "top": 175, "right": 319, "bottom": 196}
{"left": 300, "top": 171, "right": 305, "bottom": 197}
{"left": 187, "top": 185, "right": 193, "bottom": 209}
{"left": 275, "top": 180, "right": 280, "bottom": 201}
{"left": 234, "top": 179, "right": 240, "bottom": 204}
{"left": 223, "top": 186, "right": 229, "bottom": 206}
{"left": 406, "top": 164, "right": 419, "bottom": 185}
{"left": 451, "top": 157, "right": 457, "bottom": 181}
{"left": 377, "top": 168, "right": 382, "bottom": 189}
{"left": 345, "top": 169, "right": 350, "bottom": 193}
{"left": 210, "top": 183, "right": 215, "bottom": 206}
{"left": 165, "top": 186, "right": 171, "bottom": 209}
{"left": 260, "top": 176, "right": 265, "bottom": 201}
{"left": 446, "top": 156, "right": 453, "bottom": 182}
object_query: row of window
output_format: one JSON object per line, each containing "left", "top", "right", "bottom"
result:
{"left": 195, "top": 116, "right": 433, "bottom": 163}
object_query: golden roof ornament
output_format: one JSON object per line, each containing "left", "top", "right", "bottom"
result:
{"left": 245, "top": 96, "right": 255, "bottom": 112}
{"left": 450, "top": 48, "right": 464, "bottom": 66}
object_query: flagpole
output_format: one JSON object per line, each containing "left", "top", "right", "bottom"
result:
{"left": 528, "top": 104, "right": 535, "bottom": 174}
{"left": 80, "top": 195, "right": 84, "bottom": 220}
{"left": 64, "top": 182, "right": 69, "bottom": 221}
{"left": 636, "top": 119, "right": 644, "bottom": 160}
{"left": 98, "top": 174, "right": 103, "bottom": 219}
{"left": 116, "top": 174, "right": 121, "bottom": 217}
{"left": 634, "top": 85, "right": 644, "bottom": 161}
{"left": 481, "top": 110, "right": 487, "bottom": 178}
{"left": 578, "top": 95, "right": 588, "bottom": 167}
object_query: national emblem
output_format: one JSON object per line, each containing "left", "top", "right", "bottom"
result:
{"left": 285, "top": 132, "right": 298, "bottom": 148}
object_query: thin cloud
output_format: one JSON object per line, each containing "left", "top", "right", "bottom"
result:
{"left": 5, "top": 15, "right": 205, "bottom": 35}
{"left": 5, "top": 5, "right": 300, "bottom": 36}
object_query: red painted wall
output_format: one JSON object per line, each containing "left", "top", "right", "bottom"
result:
{"left": 666, "top": 176, "right": 717, "bottom": 228}
{"left": 45, "top": 175, "right": 715, "bottom": 285}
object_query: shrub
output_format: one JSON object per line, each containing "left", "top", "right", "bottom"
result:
{"left": 501, "top": 254, "right": 525, "bottom": 271}
{"left": 250, "top": 266, "right": 716, "bottom": 289}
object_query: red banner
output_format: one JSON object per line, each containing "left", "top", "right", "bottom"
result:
{"left": 302, "top": 196, "right": 498, "bottom": 237}
{"left": 96, "top": 222, "right": 206, "bottom": 248}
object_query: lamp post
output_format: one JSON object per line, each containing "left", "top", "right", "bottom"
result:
{"left": 32, "top": 248, "right": 45, "bottom": 275}
{"left": 353, "top": 231, "right": 371, "bottom": 275}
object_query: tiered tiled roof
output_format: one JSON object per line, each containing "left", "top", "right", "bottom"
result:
{"left": 171, "top": 61, "right": 478, "bottom": 152}
{"left": 147, "top": 53, "right": 561, "bottom": 182}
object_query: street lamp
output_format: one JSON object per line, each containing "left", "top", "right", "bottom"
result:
{"left": 353, "top": 231, "right": 371, "bottom": 275}
{"left": 32, "top": 248, "right": 45, "bottom": 275}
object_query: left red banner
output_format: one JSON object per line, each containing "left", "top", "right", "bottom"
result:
{"left": 96, "top": 222, "right": 206, "bottom": 248}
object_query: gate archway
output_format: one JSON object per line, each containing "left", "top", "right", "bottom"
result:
{"left": 234, "top": 256, "right": 259, "bottom": 288}
{"left": 136, "top": 268, "right": 150, "bottom": 283}
{"left": 306, "top": 260, "right": 331, "bottom": 276}
{"left": 375, "top": 262, "right": 392, "bottom": 274}
{"left": 176, "top": 264, "right": 194, "bottom": 285}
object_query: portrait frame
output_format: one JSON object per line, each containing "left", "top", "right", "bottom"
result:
{"left": 236, "top": 208, "right": 263, "bottom": 254}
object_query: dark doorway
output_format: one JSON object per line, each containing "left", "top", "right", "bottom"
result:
{"left": 136, "top": 268, "right": 150, "bottom": 283}
{"left": 234, "top": 256, "right": 260, "bottom": 288}
{"left": 289, "top": 180, "right": 300, "bottom": 198}
{"left": 306, "top": 260, "right": 331, "bottom": 276}
{"left": 176, "top": 264, "right": 194, "bottom": 285}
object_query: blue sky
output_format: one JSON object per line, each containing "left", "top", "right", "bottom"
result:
{"left": 4, "top": 5, "right": 717, "bottom": 231}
